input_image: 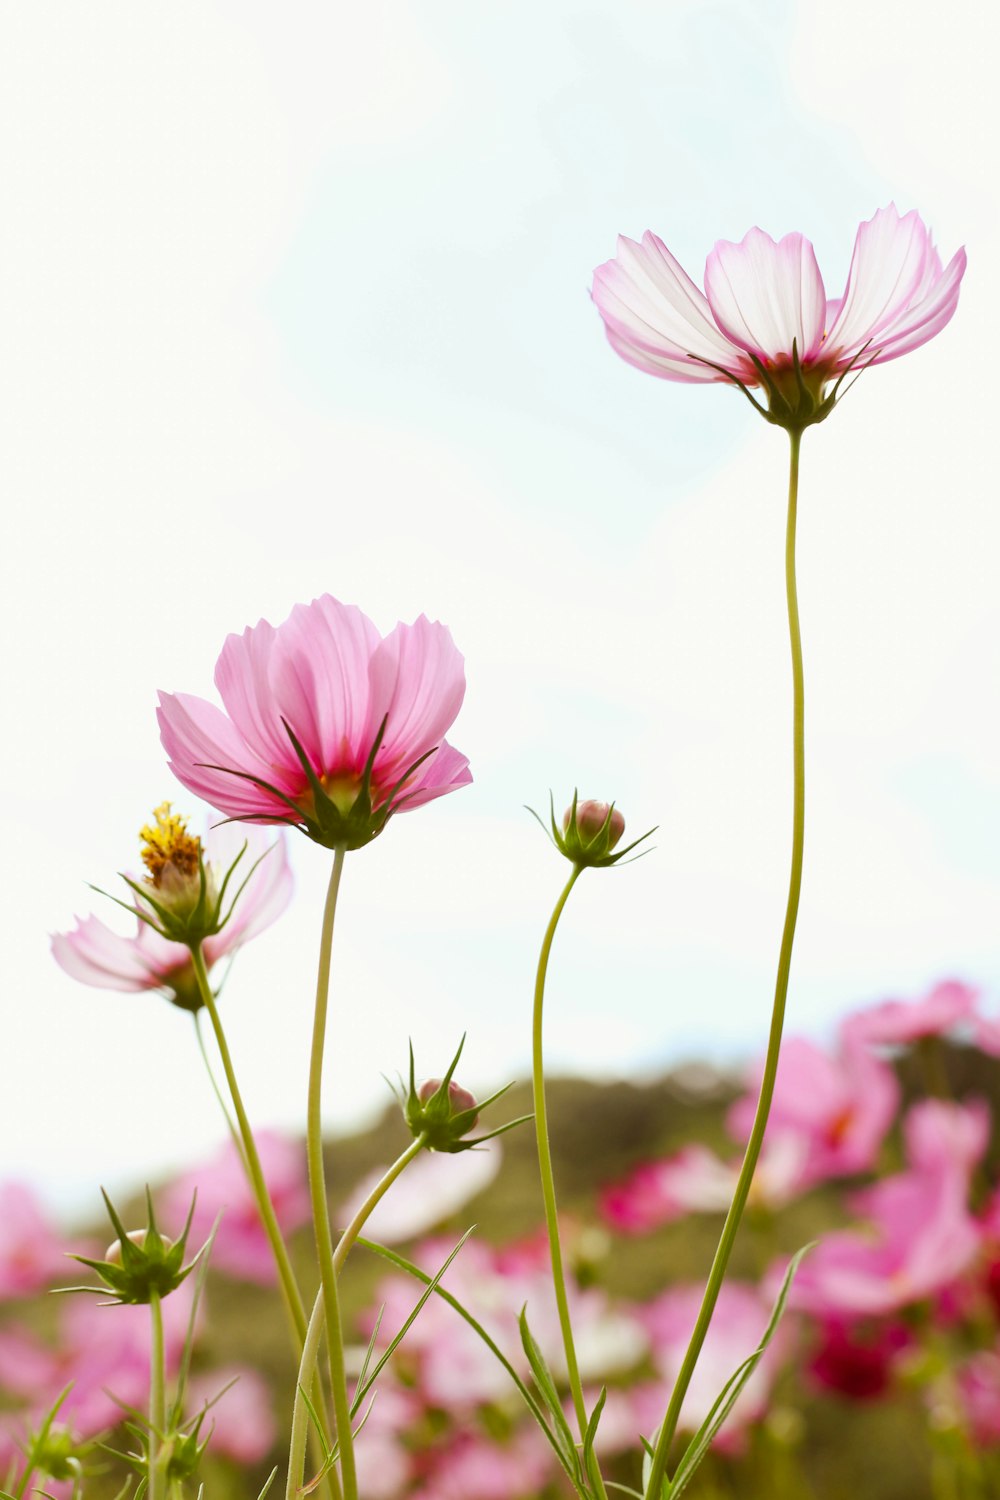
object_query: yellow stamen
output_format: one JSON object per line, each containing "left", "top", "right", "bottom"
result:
{"left": 139, "top": 802, "right": 202, "bottom": 886}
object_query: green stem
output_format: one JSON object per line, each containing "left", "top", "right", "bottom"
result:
{"left": 192, "top": 1009, "right": 247, "bottom": 1165}
{"left": 532, "top": 864, "right": 607, "bottom": 1499}
{"left": 644, "top": 426, "right": 806, "bottom": 1500}
{"left": 148, "top": 1290, "right": 167, "bottom": 1500}
{"left": 306, "top": 847, "right": 358, "bottom": 1500}
{"left": 287, "top": 1135, "right": 427, "bottom": 1500}
{"left": 190, "top": 944, "right": 309, "bottom": 1346}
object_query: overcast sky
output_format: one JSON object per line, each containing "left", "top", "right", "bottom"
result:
{"left": 2, "top": 0, "right": 997, "bottom": 1218}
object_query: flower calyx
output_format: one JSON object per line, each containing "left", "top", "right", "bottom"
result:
{"left": 65, "top": 1187, "right": 202, "bottom": 1304}
{"left": 400, "top": 1036, "right": 531, "bottom": 1153}
{"left": 530, "top": 791, "right": 655, "bottom": 869}
{"left": 202, "top": 715, "right": 441, "bottom": 853}
{"left": 705, "top": 339, "right": 876, "bottom": 434}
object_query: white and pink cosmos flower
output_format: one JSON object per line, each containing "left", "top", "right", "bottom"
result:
{"left": 51, "top": 824, "right": 292, "bottom": 1012}
{"left": 592, "top": 205, "right": 965, "bottom": 425}
{"left": 157, "top": 595, "right": 471, "bottom": 849}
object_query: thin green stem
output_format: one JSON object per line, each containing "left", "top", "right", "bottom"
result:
{"left": 644, "top": 427, "right": 806, "bottom": 1500}
{"left": 148, "top": 1291, "right": 167, "bottom": 1500}
{"left": 306, "top": 847, "right": 357, "bottom": 1500}
{"left": 190, "top": 944, "right": 309, "bottom": 1346}
{"left": 287, "top": 1135, "right": 427, "bottom": 1500}
{"left": 532, "top": 863, "right": 608, "bottom": 1498}
{"left": 192, "top": 1010, "right": 246, "bottom": 1165}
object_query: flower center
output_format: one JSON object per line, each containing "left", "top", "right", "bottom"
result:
{"left": 139, "top": 803, "right": 202, "bottom": 888}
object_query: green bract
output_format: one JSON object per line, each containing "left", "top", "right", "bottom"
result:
{"left": 401, "top": 1037, "right": 532, "bottom": 1153}
{"left": 65, "top": 1188, "right": 202, "bottom": 1305}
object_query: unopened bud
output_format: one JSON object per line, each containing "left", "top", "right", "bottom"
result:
{"left": 105, "top": 1227, "right": 174, "bottom": 1264}
{"left": 564, "top": 800, "right": 625, "bottom": 850}
{"left": 417, "top": 1077, "right": 480, "bottom": 1131}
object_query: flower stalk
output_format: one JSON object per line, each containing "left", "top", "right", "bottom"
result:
{"left": 644, "top": 426, "right": 806, "bottom": 1499}
{"left": 147, "top": 1290, "right": 167, "bottom": 1500}
{"left": 189, "top": 943, "right": 308, "bottom": 1345}
{"left": 305, "top": 846, "right": 358, "bottom": 1500}
{"left": 286, "top": 1134, "right": 428, "bottom": 1500}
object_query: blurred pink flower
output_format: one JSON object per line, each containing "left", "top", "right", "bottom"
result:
{"left": 351, "top": 1378, "right": 420, "bottom": 1500}
{"left": 845, "top": 979, "right": 978, "bottom": 1046}
{"left": 51, "top": 823, "right": 292, "bottom": 1011}
{"left": 0, "top": 1282, "right": 195, "bottom": 1441}
{"left": 367, "top": 1235, "right": 645, "bottom": 1411}
{"left": 161, "top": 1130, "right": 310, "bottom": 1284}
{"left": 638, "top": 1281, "right": 790, "bottom": 1450}
{"left": 157, "top": 595, "right": 470, "bottom": 844}
{"left": 186, "top": 1366, "right": 276, "bottom": 1464}
{"left": 808, "top": 1316, "right": 912, "bottom": 1400}
{"left": 411, "top": 1429, "right": 550, "bottom": 1500}
{"left": 0, "top": 1183, "right": 71, "bottom": 1299}
{"left": 592, "top": 206, "right": 964, "bottom": 399}
{"left": 790, "top": 1101, "right": 984, "bottom": 1317}
{"left": 956, "top": 1352, "right": 1000, "bottom": 1447}
{"left": 727, "top": 1033, "right": 898, "bottom": 1189}
{"left": 337, "top": 1143, "right": 501, "bottom": 1245}
{"left": 601, "top": 1134, "right": 809, "bottom": 1234}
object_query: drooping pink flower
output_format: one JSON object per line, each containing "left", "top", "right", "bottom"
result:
{"left": 0, "top": 1183, "right": 71, "bottom": 1299}
{"left": 593, "top": 206, "right": 965, "bottom": 427}
{"left": 186, "top": 1366, "right": 276, "bottom": 1464}
{"left": 790, "top": 1100, "right": 984, "bottom": 1317}
{"left": 157, "top": 596, "right": 471, "bottom": 849}
{"left": 845, "top": 978, "right": 978, "bottom": 1046}
{"left": 160, "top": 1131, "right": 310, "bottom": 1285}
{"left": 51, "top": 823, "right": 292, "bottom": 1012}
{"left": 727, "top": 1032, "right": 898, "bottom": 1189}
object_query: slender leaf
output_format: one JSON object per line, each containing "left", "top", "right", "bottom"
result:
{"left": 356, "top": 1236, "right": 590, "bottom": 1500}
{"left": 518, "top": 1307, "right": 582, "bottom": 1479}
{"left": 666, "top": 1244, "right": 812, "bottom": 1500}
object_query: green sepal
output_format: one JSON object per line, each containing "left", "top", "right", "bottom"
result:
{"left": 528, "top": 790, "right": 656, "bottom": 870}
{"left": 401, "top": 1037, "right": 530, "bottom": 1153}
{"left": 63, "top": 1188, "right": 203, "bottom": 1305}
{"left": 199, "top": 714, "right": 443, "bottom": 853}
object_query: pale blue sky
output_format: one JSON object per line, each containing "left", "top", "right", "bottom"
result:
{"left": 1, "top": 0, "right": 996, "bottom": 1215}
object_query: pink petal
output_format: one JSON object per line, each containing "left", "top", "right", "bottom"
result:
{"left": 157, "top": 691, "right": 298, "bottom": 819}
{"left": 704, "top": 229, "right": 826, "bottom": 365}
{"left": 592, "top": 232, "right": 747, "bottom": 381}
{"left": 367, "top": 616, "right": 467, "bottom": 780}
{"left": 861, "top": 246, "right": 966, "bottom": 364}
{"left": 825, "top": 205, "right": 941, "bottom": 360}
{"left": 51, "top": 915, "right": 181, "bottom": 992}
{"left": 266, "top": 597, "right": 382, "bottom": 773}
{"left": 389, "top": 737, "right": 472, "bottom": 810}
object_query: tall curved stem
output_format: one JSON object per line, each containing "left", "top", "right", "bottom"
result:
{"left": 644, "top": 427, "right": 806, "bottom": 1498}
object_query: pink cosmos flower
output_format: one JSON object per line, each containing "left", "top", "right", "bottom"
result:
{"left": 601, "top": 1134, "right": 810, "bottom": 1234}
{"left": 727, "top": 1032, "right": 899, "bottom": 1189}
{"left": 186, "top": 1367, "right": 276, "bottom": 1464}
{"left": 808, "top": 1316, "right": 912, "bottom": 1401}
{"left": 637, "top": 1281, "right": 790, "bottom": 1451}
{"left": 956, "top": 1352, "right": 1000, "bottom": 1448}
{"left": 51, "top": 823, "right": 292, "bottom": 1012}
{"left": 160, "top": 1130, "right": 310, "bottom": 1285}
{"left": 592, "top": 205, "right": 965, "bottom": 427}
{"left": 790, "top": 1100, "right": 985, "bottom": 1317}
{"left": 157, "top": 595, "right": 471, "bottom": 850}
{"left": 844, "top": 978, "right": 978, "bottom": 1046}
{"left": 0, "top": 1183, "right": 72, "bottom": 1299}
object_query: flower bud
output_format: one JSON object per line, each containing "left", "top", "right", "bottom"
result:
{"left": 401, "top": 1039, "right": 532, "bottom": 1153}
{"left": 564, "top": 800, "right": 625, "bottom": 850}
{"left": 67, "top": 1188, "right": 201, "bottom": 1305}
{"left": 532, "top": 790, "right": 655, "bottom": 869}
{"left": 417, "top": 1077, "right": 480, "bottom": 1131}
